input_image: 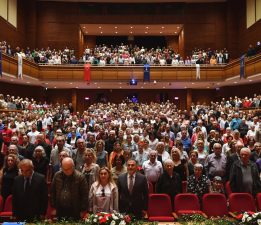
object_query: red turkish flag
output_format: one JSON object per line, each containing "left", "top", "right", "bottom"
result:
{"left": 84, "top": 63, "right": 91, "bottom": 81}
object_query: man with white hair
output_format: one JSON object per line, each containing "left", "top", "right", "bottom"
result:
{"left": 142, "top": 150, "right": 163, "bottom": 188}
{"left": 229, "top": 147, "right": 261, "bottom": 196}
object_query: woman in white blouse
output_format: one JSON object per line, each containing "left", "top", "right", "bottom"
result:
{"left": 89, "top": 167, "right": 118, "bottom": 213}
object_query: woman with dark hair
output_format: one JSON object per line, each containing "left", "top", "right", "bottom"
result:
{"left": 108, "top": 142, "right": 123, "bottom": 169}
{"left": 89, "top": 167, "right": 118, "bottom": 213}
{"left": 0, "top": 154, "right": 19, "bottom": 200}
{"left": 111, "top": 154, "right": 127, "bottom": 184}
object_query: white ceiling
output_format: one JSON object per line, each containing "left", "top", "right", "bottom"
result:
{"left": 1, "top": 71, "right": 261, "bottom": 90}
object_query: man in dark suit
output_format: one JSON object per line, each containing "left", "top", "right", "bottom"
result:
{"left": 118, "top": 159, "right": 148, "bottom": 219}
{"left": 12, "top": 159, "right": 48, "bottom": 221}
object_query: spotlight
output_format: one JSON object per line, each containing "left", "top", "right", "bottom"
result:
{"left": 130, "top": 78, "right": 138, "bottom": 85}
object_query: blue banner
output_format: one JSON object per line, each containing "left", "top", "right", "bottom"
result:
{"left": 144, "top": 64, "right": 150, "bottom": 82}
{"left": 240, "top": 54, "right": 245, "bottom": 79}
{"left": 0, "top": 49, "right": 2, "bottom": 77}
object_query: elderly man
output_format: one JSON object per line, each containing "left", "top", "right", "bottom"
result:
{"left": 50, "top": 135, "right": 71, "bottom": 166}
{"left": 142, "top": 150, "right": 163, "bottom": 187}
{"left": 51, "top": 157, "right": 88, "bottom": 220}
{"left": 12, "top": 159, "right": 48, "bottom": 221}
{"left": 72, "top": 138, "right": 86, "bottom": 170}
{"left": 229, "top": 147, "right": 261, "bottom": 196}
{"left": 204, "top": 143, "right": 227, "bottom": 181}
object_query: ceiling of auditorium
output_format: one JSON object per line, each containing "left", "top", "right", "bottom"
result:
{"left": 39, "top": 0, "right": 226, "bottom": 2}
{"left": 2, "top": 72, "right": 261, "bottom": 90}
{"left": 80, "top": 24, "right": 183, "bottom": 36}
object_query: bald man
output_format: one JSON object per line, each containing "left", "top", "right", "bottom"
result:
{"left": 51, "top": 157, "right": 88, "bottom": 220}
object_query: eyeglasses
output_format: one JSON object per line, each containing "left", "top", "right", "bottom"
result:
{"left": 101, "top": 188, "right": 105, "bottom": 197}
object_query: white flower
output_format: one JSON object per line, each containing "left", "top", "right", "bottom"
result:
{"left": 247, "top": 217, "right": 252, "bottom": 222}
{"left": 119, "top": 221, "right": 126, "bottom": 225}
{"left": 110, "top": 221, "right": 116, "bottom": 225}
{"left": 112, "top": 215, "right": 118, "bottom": 220}
{"left": 93, "top": 218, "right": 97, "bottom": 222}
{"left": 257, "top": 219, "right": 261, "bottom": 225}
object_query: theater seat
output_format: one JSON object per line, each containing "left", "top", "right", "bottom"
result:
{"left": 174, "top": 194, "right": 206, "bottom": 218}
{"left": 228, "top": 193, "right": 256, "bottom": 217}
{"left": 147, "top": 194, "right": 175, "bottom": 222}
{"left": 202, "top": 193, "right": 228, "bottom": 217}
{"left": 225, "top": 181, "right": 232, "bottom": 196}
{"left": 256, "top": 193, "right": 261, "bottom": 211}
{"left": 0, "top": 195, "right": 13, "bottom": 219}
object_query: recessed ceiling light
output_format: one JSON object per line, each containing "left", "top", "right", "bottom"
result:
{"left": 177, "top": 26, "right": 180, "bottom": 28}
{"left": 83, "top": 26, "right": 85, "bottom": 29}
{"left": 234, "top": 81, "right": 237, "bottom": 84}
{"left": 130, "top": 31, "right": 133, "bottom": 34}
{"left": 119, "top": 82, "right": 122, "bottom": 84}
{"left": 184, "top": 86, "right": 187, "bottom": 88}
{"left": 175, "top": 32, "right": 177, "bottom": 34}
{"left": 45, "top": 83, "right": 48, "bottom": 85}
{"left": 26, "top": 81, "right": 30, "bottom": 84}
{"left": 115, "top": 31, "right": 118, "bottom": 34}
{"left": 100, "top": 31, "right": 103, "bottom": 34}
{"left": 94, "top": 82, "right": 97, "bottom": 85}
{"left": 120, "top": 87, "right": 122, "bottom": 89}
{"left": 249, "top": 80, "right": 252, "bottom": 82}
{"left": 76, "top": 87, "right": 79, "bottom": 89}
{"left": 207, "top": 87, "right": 210, "bottom": 89}
{"left": 192, "top": 83, "right": 195, "bottom": 84}
{"left": 54, "top": 87, "right": 57, "bottom": 89}
{"left": 115, "top": 26, "right": 117, "bottom": 29}
{"left": 145, "top": 31, "right": 148, "bottom": 34}
{"left": 161, "top": 26, "right": 165, "bottom": 29}
{"left": 141, "top": 86, "right": 144, "bottom": 89}
{"left": 99, "top": 26, "right": 102, "bottom": 29}
{"left": 69, "top": 82, "right": 72, "bottom": 84}
{"left": 130, "top": 26, "right": 133, "bottom": 29}
{"left": 98, "top": 87, "right": 101, "bottom": 89}
{"left": 160, "top": 32, "right": 162, "bottom": 34}
{"left": 146, "top": 26, "right": 149, "bottom": 29}
{"left": 163, "top": 87, "right": 166, "bottom": 89}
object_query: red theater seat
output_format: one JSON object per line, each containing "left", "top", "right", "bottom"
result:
{"left": 174, "top": 194, "right": 205, "bottom": 218}
{"left": 228, "top": 193, "right": 256, "bottom": 217}
{"left": 147, "top": 194, "right": 175, "bottom": 222}
{"left": 202, "top": 193, "right": 228, "bottom": 217}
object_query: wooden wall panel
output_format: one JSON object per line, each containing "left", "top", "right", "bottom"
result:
{"left": 34, "top": 2, "right": 228, "bottom": 59}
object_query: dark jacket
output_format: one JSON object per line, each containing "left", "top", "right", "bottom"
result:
{"left": 229, "top": 160, "right": 261, "bottom": 196}
{"left": 51, "top": 169, "right": 88, "bottom": 219}
{"left": 12, "top": 172, "right": 48, "bottom": 221}
{"left": 156, "top": 171, "right": 182, "bottom": 204}
{"left": 118, "top": 172, "right": 148, "bottom": 219}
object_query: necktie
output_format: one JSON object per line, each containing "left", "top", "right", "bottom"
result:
{"left": 129, "top": 175, "right": 134, "bottom": 194}
{"left": 25, "top": 178, "right": 30, "bottom": 193}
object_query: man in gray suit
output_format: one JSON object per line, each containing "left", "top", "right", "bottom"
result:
{"left": 118, "top": 159, "right": 148, "bottom": 219}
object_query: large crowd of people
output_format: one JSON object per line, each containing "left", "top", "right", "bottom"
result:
{"left": 1, "top": 40, "right": 233, "bottom": 66}
{"left": 0, "top": 92, "right": 260, "bottom": 221}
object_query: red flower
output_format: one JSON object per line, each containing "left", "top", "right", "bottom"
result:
{"left": 124, "top": 215, "right": 131, "bottom": 223}
{"left": 236, "top": 214, "right": 243, "bottom": 220}
{"left": 247, "top": 211, "right": 255, "bottom": 215}
{"left": 99, "top": 217, "right": 107, "bottom": 223}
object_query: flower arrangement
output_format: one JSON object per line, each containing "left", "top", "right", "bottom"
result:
{"left": 237, "top": 211, "right": 261, "bottom": 225}
{"left": 84, "top": 211, "right": 133, "bottom": 225}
